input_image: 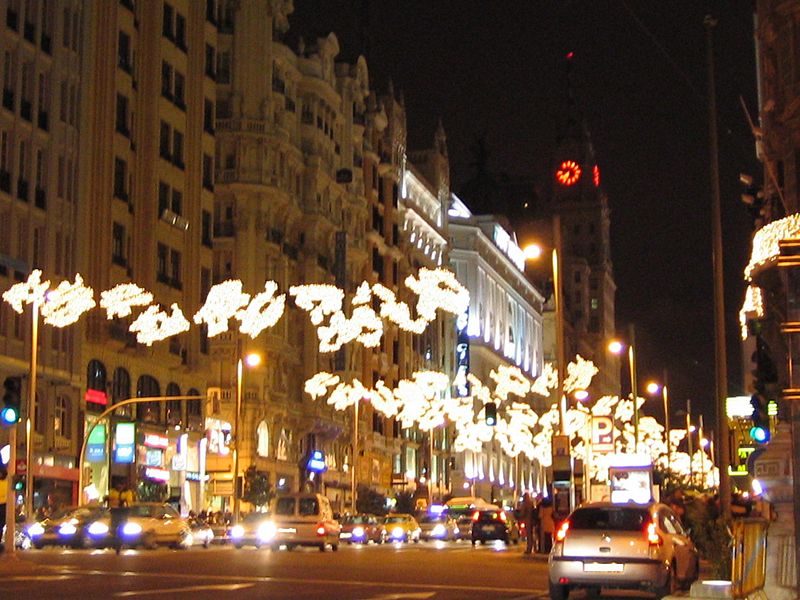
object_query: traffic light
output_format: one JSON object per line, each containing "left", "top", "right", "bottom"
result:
{"left": 1, "top": 376, "right": 21, "bottom": 427}
{"left": 13, "top": 475, "right": 24, "bottom": 492}
{"left": 749, "top": 393, "right": 771, "bottom": 444}
{"left": 485, "top": 402, "right": 497, "bottom": 426}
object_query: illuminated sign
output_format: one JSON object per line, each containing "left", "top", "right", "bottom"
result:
{"left": 726, "top": 396, "right": 754, "bottom": 419}
{"left": 145, "top": 448, "right": 162, "bottom": 467}
{"left": 114, "top": 423, "right": 135, "bottom": 464}
{"left": 206, "top": 419, "right": 231, "bottom": 455}
{"left": 185, "top": 471, "right": 210, "bottom": 482}
{"left": 591, "top": 416, "right": 613, "bottom": 453}
{"left": 87, "top": 424, "right": 106, "bottom": 463}
{"left": 307, "top": 450, "right": 327, "bottom": 473}
{"left": 492, "top": 225, "right": 525, "bottom": 271}
{"left": 144, "top": 433, "right": 169, "bottom": 449}
{"left": 454, "top": 310, "right": 470, "bottom": 397}
{"left": 143, "top": 466, "right": 169, "bottom": 481}
{"left": 84, "top": 388, "right": 108, "bottom": 406}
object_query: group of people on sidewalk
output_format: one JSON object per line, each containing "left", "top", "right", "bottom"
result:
{"left": 518, "top": 492, "right": 555, "bottom": 555}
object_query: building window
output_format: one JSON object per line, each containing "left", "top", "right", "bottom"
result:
{"left": 54, "top": 395, "right": 70, "bottom": 439}
{"left": 112, "top": 222, "right": 125, "bottom": 265}
{"left": 173, "top": 71, "right": 185, "bottom": 107}
{"left": 257, "top": 421, "right": 269, "bottom": 457}
{"left": 204, "top": 44, "right": 216, "bottom": 78}
{"left": 175, "top": 13, "right": 186, "bottom": 49}
{"left": 157, "top": 243, "right": 168, "bottom": 280}
{"left": 171, "top": 188, "right": 182, "bottom": 215}
{"left": 136, "top": 375, "right": 161, "bottom": 424}
{"left": 161, "top": 61, "right": 172, "bottom": 99}
{"left": 159, "top": 121, "right": 171, "bottom": 160}
{"left": 187, "top": 388, "right": 202, "bottom": 420}
{"left": 217, "top": 52, "right": 230, "bottom": 83}
{"left": 162, "top": 3, "right": 174, "bottom": 39}
{"left": 201, "top": 210, "right": 212, "bottom": 247}
{"left": 112, "top": 367, "right": 132, "bottom": 418}
{"left": 158, "top": 181, "right": 169, "bottom": 215}
{"left": 86, "top": 359, "right": 107, "bottom": 414}
{"left": 202, "top": 154, "right": 214, "bottom": 190}
{"left": 113, "top": 157, "right": 127, "bottom": 199}
{"left": 170, "top": 249, "right": 181, "bottom": 287}
{"left": 34, "top": 393, "right": 45, "bottom": 434}
{"left": 172, "top": 129, "right": 183, "bottom": 168}
{"left": 166, "top": 382, "right": 181, "bottom": 426}
{"left": 118, "top": 31, "right": 131, "bottom": 72}
{"left": 115, "top": 93, "right": 129, "bottom": 136}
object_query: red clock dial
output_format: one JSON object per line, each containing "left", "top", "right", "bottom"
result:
{"left": 556, "top": 160, "right": 581, "bottom": 186}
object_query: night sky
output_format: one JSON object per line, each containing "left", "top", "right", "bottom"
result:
{"left": 289, "top": 1, "right": 759, "bottom": 428}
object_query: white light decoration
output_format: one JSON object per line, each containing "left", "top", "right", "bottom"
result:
{"left": 40, "top": 274, "right": 96, "bottom": 327}
{"left": 304, "top": 372, "right": 341, "bottom": 400}
{"left": 2, "top": 269, "right": 49, "bottom": 313}
{"left": 193, "top": 280, "right": 251, "bottom": 337}
{"left": 289, "top": 284, "right": 343, "bottom": 325}
{"left": 531, "top": 363, "right": 557, "bottom": 397}
{"left": 317, "top": 305, "right": 384, "bottom": 352}
{"left": 738, "top": 285, "right": 764, "bottom": 340}
{"left": 405, "top": 268, "right": 470, "bottom": 321}
{"left": 563, "top": 355, "right": 599, "bottom": 394}
{"left": 236, "top": 281, "right": 286, "bottom": 338}
{"left": 489, "top": 365, "right": 531, "bottom": 401}
{"left": 371, "top": 283, "right": 428, "bottom": 333}
{"left": 100, "top": 283, "right": 154, "bottom": 319}
{"left": 130, "top": 303, "right": 190, "bottom": 346}
{"left": 745, "top": 213, "right": 800, "bottom": 280}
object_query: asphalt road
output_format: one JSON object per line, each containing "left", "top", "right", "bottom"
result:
{"left": 4, "top": 541, "right": 680, "bottom": 600}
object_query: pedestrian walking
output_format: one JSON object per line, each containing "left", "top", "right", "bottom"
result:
{"left": 519, "top": 493, "right": 536, "bottom": 555}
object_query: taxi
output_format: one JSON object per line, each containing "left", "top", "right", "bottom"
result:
{"left": 381, "top": 513, "right": 421, "bottom": 543}
{"left": 86, "top": 502, "right": 192, "bottom": 550}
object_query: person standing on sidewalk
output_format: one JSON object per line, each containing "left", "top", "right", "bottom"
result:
{"left": 520, "top": 492, "right": 536, "bottom": 555}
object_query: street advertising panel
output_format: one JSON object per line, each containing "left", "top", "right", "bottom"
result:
{"left": 87, "top": 424, "right": 106, "bottom": 463}
{"left": 608, "top": 454, "right": 653, "bottom": 504}
{"left": 591, "top": 416, "right": 614, "bottom": 453}
{"left": 114, "top": 422, "right": 135, "bottom": 464}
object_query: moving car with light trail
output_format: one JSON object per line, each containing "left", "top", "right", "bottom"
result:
{"left": 259, "top": 493, "right": 340, "bottom": 552}
{"left": 230, "top": 512, "right": 273, "bottom": 549}
{"left": 381, "top": 514, "right": 421, "bottom": 543}
{"left": 86, "top": 503, "right": 192, "bottom": 550}
{"left": 470, "top": 508, "right": 520, "bottom": 545}
{"left": 418, "top": 513, "right": 460, "bottom": 541}
{"left": 548, "top": 502, "right": 699, "bottom": 600}
{"left": 27, "top": 506, "right": 109, "bottom": 549}
{"left": 339, "top": 514, "right": 382, "bottom": 544}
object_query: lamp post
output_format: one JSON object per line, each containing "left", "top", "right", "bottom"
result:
{"left": 608, "top": 324, "right": 639, "bottom": 452}
{"left": 233, "top": 347, "right": 261, "bottom": 524}
{"left": 24, "top": 298, "right": 40, "bottom": 521}
{"left": 646, "top": 372, "right": 671, "bottom": 478}
{"left": 350, "top": 398, "right": 359, "bottom": 514}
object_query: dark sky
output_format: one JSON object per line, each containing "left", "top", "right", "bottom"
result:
{"left": 289, "top": 1, "right": 759, "bottom": 427}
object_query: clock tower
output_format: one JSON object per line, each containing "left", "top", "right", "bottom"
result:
{"left": 550, "top": 53, "right": 618, "bottom": 397}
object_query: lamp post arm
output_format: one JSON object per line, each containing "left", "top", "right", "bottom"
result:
{"left": 77, "top": 395, "right": 203, "bottom": 502}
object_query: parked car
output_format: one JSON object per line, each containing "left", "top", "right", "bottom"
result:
{"left": 548, "top": 502, "right": 700, "bottom": 600}
{"left": 85, "top": 503, "right": 192, "bottom": 550}
{"left": 339, "top": 514, "right": 382, "bottom": 544}
{"left": 381, "top": 514, "right": 421, "bottom": 543}
{"left": 470, "top": 508, "right": 520, "bottom": 545}
{"left": 187, "top": 517, "right": 214, "bottom": 548}
{"left": 259, "top": 493, "right": 340, "bottom": 552}
{"left": 418, "top": 513, "right": 460, "bottom": 541}
{"left": 230, "top": 512, "right": 273, "bottom": 549}
{"left": 27, "top": 506, "right": 109, "bottom": 549}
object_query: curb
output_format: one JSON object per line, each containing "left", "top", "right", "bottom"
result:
{"left": 0, "top": 555, "right": 48, "bottom": 575}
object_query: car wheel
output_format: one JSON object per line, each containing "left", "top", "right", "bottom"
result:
{"left": 548, "top": 581, "right": 569, "bottom": 600}
{"left": 202, "top": 540, "right": 209, "bottom": 549}
{"left": 471, "top": 538, "right": 477, "bottom": 546}
{"left": 331, "top": 543, "right": 339, "bottom": 552}
{"left": 234, "top": 543, "right": 243, "bottom": 549}
{"left": 286, "top": 544, "right": 295, "bottom": 551}
{"left": 33, "top": 541, "right": 44, "bottom": 550}
{"left": 319, "top": 543, "right": 326, "bottom": 552}
{"left": 143, "top": 531, "right": 158, "bottom": 550}
{"left": 654, "top": 564, "right": 678, "bottom": 599}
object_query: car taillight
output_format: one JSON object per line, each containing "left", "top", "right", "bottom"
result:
{"left": 316, "top": 524, "right": 326, "bottom": 536}
{"left": 645, "top": 521, "right": 662, "bottom": 545}
{"left": 555, "top": 520, "right": 570, "bottom": 542}
{"left": 498, "top": 511, "right": 507, "bottom": 522}
{"left": 471, "top": 511, "right": 480, "bottom": 522}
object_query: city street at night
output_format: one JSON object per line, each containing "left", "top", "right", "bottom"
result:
{"left": 7, "top": 543, "right": 556, "bottom": 600}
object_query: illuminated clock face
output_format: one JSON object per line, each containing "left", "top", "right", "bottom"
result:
{"left": 555, "top": 160, "right": 581, "bottom": 186}
{"left": 593, "top": 164, "right": 601, "bottom": 187}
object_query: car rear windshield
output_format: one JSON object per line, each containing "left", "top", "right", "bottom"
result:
{"left": 343, "top": 515, "right": 368, "bottom": 525}
{"left": 419, "top": 515, "right": 445, "bottom": 523}
{"left": 570, "top": 507, "right": 649, "bottom": 531}
{"left": 275, "top": 498, "right": 296, "bottom": 516}
{"left": 385, "top": 516, "right": 408, "bottom": 523}
{"left": 298, "top": 498, "right": 319, "bottom": 516}
{"left": 476, "top": 511, "right": 503, "bottom": 522}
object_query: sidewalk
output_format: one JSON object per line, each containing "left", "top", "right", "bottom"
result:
{"left": 0, "top": 553, "right": 48, "bottom": 575}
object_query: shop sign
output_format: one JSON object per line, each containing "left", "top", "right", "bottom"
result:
{"left": 172, "top": 454, "right": 186, "bottom": 471}
{"left": 84, "top": 388, "right": 108, "bottom": 406}
{"left": 87, "top": 424, "right": 106, "bottom": 463}
{"left": 306, "top": 450, "right": 327, "bottom": 473}
{"left": 144, "top": 448, "right": 162, "bottom": 467}
{"left": 206, "top": 419, "right": 231, "bottom": 455}
{"left": 144, "top": 433, "right": 168, "bottom": 449}
{"left": 591, "top": 416, "right": 614, "bottom": 453}
{"left": 185, "top": 471, "right": 209, "bottom": 482}
{"left": 114, "top": 423, "right": 135, "bottom": 464}
{"left": 143, "top": 466, "right": 169, "bottom": 481}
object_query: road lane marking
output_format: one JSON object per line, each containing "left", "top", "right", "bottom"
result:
{"left": 366, "top": 594, "right": 435, "bottom": 599}
{"left": 57, "top": 568, "right": 539, "bottom": 595}
{"left": 115, "top": 583, "right": 254, "bottom": 596}
{"left": 4, "top": 575, "right": 76, "bottom": 581}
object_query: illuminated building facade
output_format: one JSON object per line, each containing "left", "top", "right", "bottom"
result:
{"left": 448, "top": 194, "right": 545, "bottom": 504}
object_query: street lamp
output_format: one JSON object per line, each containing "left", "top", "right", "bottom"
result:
{"left": 607, "top": 325, "right": 639, "bottom": 452}
{"left": 233, "top": 349, "right": 261, "bottom": 524}
{"left": 645, "top": 375, "right": 671, "bottom": 477}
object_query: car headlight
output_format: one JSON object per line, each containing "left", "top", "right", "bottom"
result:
{"left": 121, "top": 522, "right": 142, "bottom": 536}
{"left": 59, "top": 521, "right": 78, "bottom": 536}
{"left": 230, "top": 525, "right": 244, "bottom": 539}
{"left": 432, "top": 524, "right": 446, "bottom": 537}
{"left": 28, "top": 522, "right": 45, "bottom": 537}
{"left": 257, "top": 522, "right": 276, "bottom": 542}
{"left": 391, "top": 526, "right": 404, "bottom": 539}
{"left": 352, "top": 526, "right": 365, "bottom": 538}
{"left": 87, "top": 521, "right": 109, "bottom": 536}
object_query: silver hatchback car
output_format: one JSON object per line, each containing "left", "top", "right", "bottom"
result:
{"left": 548, "top": 502, "right": 699, "bottom": 599}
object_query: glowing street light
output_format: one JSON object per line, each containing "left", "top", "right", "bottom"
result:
{"left": 573, "top": 389, "right": 589, "bottom": 402}
{"left": 645, "top": 375, "right": 671, "bottom": 477}
{"left": 233, "top": 349, "right": 262, "bottom": 524}
{"left": 607, "top": 326, "right": 639, "bottom": 452}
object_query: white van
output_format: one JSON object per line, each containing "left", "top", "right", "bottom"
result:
{"left": 264, "top": 493, "right": 340, "bottom": 552}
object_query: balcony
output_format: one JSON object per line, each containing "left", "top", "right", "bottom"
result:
{"left": 2, "top": 88, "right": 13, "bottom": 111}
{"left": 16, "top": 179, "right": 28, "bottom": 202}
{"left": 37, "top": 110, "right": 48, "bottom": 131}
{"left": 20, "top": 99, "right": 31, "bottom": 121}
{"left": 34, "top": 187, "right": 46, "bottom": 210}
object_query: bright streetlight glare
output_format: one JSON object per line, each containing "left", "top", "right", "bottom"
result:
{"left": 523, "top": 244, "right": 543, "bottom": 260}
{"left": 701, "top": 438, "right": 709, "bottom": 448}
{"left": 646, "top": 381, "right": 660, "bottom": 395}
{"left": 689, "top": 425, "right": 697, "bottom": 433}
{"left": 607, "top": 340, "right": 624, "bottom": 355}
{"left": 573, "top": 389, "right": 589, "bottom": 401}
{"left": 245, "top": 353, "right": 262, "bottom": 367}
